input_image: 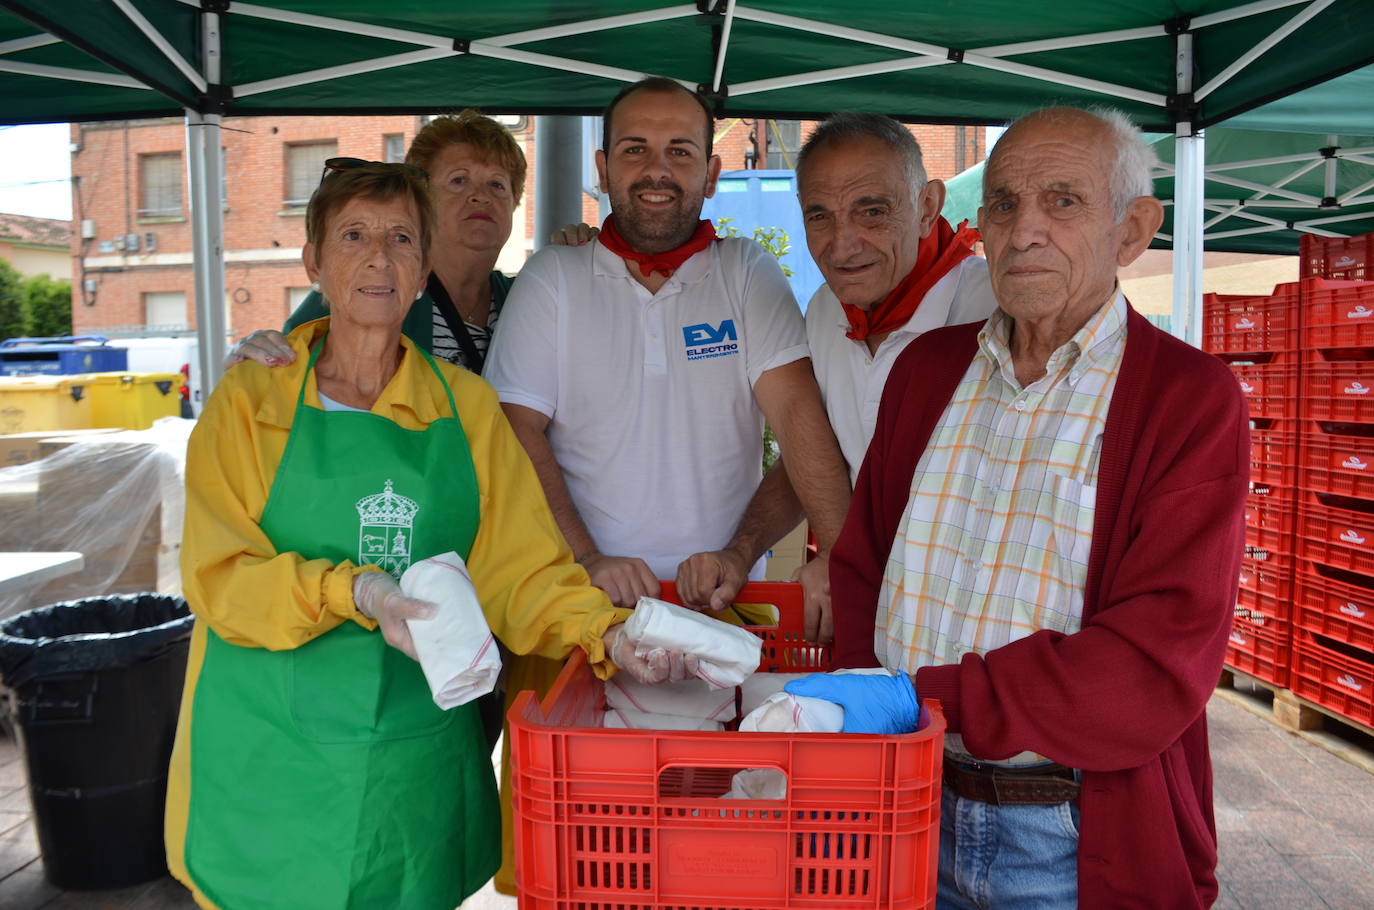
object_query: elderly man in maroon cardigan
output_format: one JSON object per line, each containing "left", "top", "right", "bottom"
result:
{"left": 786, "top": 107, "right": 1248, "bottom": 908}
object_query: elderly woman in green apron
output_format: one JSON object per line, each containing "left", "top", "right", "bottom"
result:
{"left": 166, "top": 161, "right": 672, "bottom": 910}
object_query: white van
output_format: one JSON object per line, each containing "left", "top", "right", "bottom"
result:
{"left": 119, "top": 335, "right": 202, "bottom": 416}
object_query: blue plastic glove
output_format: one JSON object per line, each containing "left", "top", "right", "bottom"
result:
{"left": 784, "top": 671, "right": 919, "bottom": 734}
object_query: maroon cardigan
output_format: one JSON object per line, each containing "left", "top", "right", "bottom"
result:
{"left": 832, "top": 307, "right": 1248, "bottom": 908}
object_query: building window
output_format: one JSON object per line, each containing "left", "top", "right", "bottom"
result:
{"left": 384, "top": 134, "right": 406, "bottom": 163}
{"left": 765, "top": 120, "right": 802, "bottom": 170}
{"left": 283, "top": 141, "right": 337, "bottom": 209}
{"left": 144, "top": 291, "right": 188, "bottom": 330}
{"left": 139, "top": 153, "right": 183, "bottom": 218}
{"left": 287, "top": 286, "right": 312, "bottom": 310}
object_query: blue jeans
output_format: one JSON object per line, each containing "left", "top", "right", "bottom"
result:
{"left": 936, "top": 786, "right": 1080, "bottom": 909}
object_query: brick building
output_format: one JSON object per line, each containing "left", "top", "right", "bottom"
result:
{"left": 70, "top": 115, "right": 981, "bottom": 340}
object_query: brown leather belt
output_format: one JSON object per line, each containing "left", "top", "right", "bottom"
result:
{"left": 942, "top": 756, "right": 1080, "bottom": 806}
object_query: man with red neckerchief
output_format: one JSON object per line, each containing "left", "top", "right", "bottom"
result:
{"left": 485, "top": 77, "right": 850, "bottom": 613}
{"left": 677, "top": 113, "right": 998, "bottom": 641}
{"left": 484, "top": 77, "right": 850, "bottom": 894}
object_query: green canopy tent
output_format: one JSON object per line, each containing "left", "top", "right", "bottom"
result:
{"left": 942, "top": 127, "right": 1374, "bottom": 255}
{"left": 0, "top": 0, "right": 1370, "bottom": 399}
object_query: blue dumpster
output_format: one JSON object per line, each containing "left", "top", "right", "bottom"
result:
{"left": 0, "top": 336, "right": 128, "bottom": 376}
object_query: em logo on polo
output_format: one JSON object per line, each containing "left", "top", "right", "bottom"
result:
{"left": 683, "top": 319, "right": 740, "bottom": 361}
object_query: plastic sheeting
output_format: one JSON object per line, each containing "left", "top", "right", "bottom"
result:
{"left": 0, "top": 417, "right": 193, "bottom": 620}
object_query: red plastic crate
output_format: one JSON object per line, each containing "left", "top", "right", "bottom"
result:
{"left": 1289, "top": 630, "right": 1374, "bottom": 728}
{"left": 1300, "top": 423, "right": 1374, "bottom": 499}
{"left": 1296, "top": 496, "right": 1374, "bottom": 576}
{"left": 1235, "top": 560, "right": 1291, "bottom": 633}
{"left": 510, "top": 582, "right": 945, "bottom": 910}
{"left": 1248, "top": 422, "right": 1300, "bottom": 492}
{"left": 1224, "top": 621, "right": 1289, "bottom": 688}
{"left": 1301, "top": 278, "right": 1374, "bottom": 349}
{"left": 1203, "top": 283, "right": 1299, "bottom": 354}
{"left": 1294, "top": 564, "right": 1374, "bottom": 652}
{"left": 1301, "top": 232, "right": 1374, "bottom": 282}
{"left": 1244, "top": 489, "right": 1296, "bottom": 562}
{"left": 1231, "top": 360, "right": 1301, "bottom": 420}
{"left": 1238, "top": 558, "right": 1292, "bottom": 601}
{"left": 1302, "top": 359, "right": 1374, "bottom": 423}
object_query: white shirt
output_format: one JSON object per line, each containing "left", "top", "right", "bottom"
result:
{"left": 804, "top": 257, "right": 998, "bottom": 482}
{"left": 486, "top": 237, "right": 808, "bottom": 580}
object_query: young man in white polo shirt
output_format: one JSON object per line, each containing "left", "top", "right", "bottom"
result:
{"left": 676, "top": 113, "right": 998, "bottom": 641}
{"left": 485, "top": 78, "right": 850, "bottom": 608}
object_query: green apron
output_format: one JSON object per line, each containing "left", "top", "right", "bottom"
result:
{"left": 183, "top": 339, "right": 499, "bottom": 909}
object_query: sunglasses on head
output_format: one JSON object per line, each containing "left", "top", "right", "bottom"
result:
{"left": 321, "top": 157, "right": 428, "bottom": 184}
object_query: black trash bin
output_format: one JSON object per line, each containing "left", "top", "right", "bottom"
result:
{"left": 0, "top": 593, "right": 193, "bottom": 891}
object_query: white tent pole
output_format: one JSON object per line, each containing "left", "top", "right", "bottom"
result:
{"left": 973, "top": 25, "right": 1167, "bottom": 57}
{"left": 731, "top": 8, "right": 947, "bottom": 56}
{"left": 0, "top": 34, "right": 61, "bottom": 55}
{"left": 1205, "top": 204, "right": 1295, "bottom": 230}
{"left": 0, "top": 59, "right": 149, "bottom": 88}
{"left": 1206, "top": 151, "right": 1327, "bottom": 171}
{"left": 467, "top": 44, "right": 657, "bottom": 86}
{"left": 234, "top": 49, "right": 454, "bottom": 97}
{"left": 1171, "top": 31, "right": 1205, "bottom": 347}
{"left": 484, "top": 6, "right": 697, "bottom": 47}
{"left": 1203, "top": 171, "right": 1321, "bottom": 203}
{"left": 730, "top": 57, "right": 947, "bottom": 97}
{"left": 1190, "top": 0, "right": 1310, "bottom": 28}
{"left": 1204, "top": 204, "right": 1244, "bottom": 230}
{"left": 1323, "top": 134, "right": 1340, "bottom": 200}
{"left": 1296, "top": 211, "right": 1374, "bottom": 228}
{"left": 961, "top": 54, "right": 1168, "bottom": 107}
{"left": 112, "top": 0, "right": 207, "bottom": 93}
{"left": 1195, "top": 0, "right": 1337, "bottom": 101}
{"left": 188, "top": 9, "right": 226, "bottom": 405}
{"left": 1338, "top": 176, "right": 1374, "bottom": 204}
{"left": 711, "top": 0, "right": 738, "bottom": 94}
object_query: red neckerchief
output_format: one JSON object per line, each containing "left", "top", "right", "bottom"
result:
{"left": 598, "top": 215, "right": 716, "bottom": 278}
{"left": 841, "top": 217, "right": 981, "bottom": 341}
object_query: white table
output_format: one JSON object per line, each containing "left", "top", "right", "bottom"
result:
{"left": 0, "top": 552, "right": 84, "bottom": 596}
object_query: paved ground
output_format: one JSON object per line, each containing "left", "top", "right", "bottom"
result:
{"left": 1, "top": 686, "right": 1371, "bottom": 909}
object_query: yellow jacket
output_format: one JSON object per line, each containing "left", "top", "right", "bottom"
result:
{"left": 179, "top": 318, "right": 628, "bottom": 660}
{"left": 168, "top": 320, "right": 628, "bottom": 905}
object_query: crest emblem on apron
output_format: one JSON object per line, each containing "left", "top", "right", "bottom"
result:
{"left": 356, "top": 479, "right": 419, "bottom": 578}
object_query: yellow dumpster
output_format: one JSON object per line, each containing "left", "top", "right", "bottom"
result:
{"left": 76, "top": 372, "right": 186, "bottom": 430}
{"left": 0, "top": 376, "right": 93, "bottom": 434}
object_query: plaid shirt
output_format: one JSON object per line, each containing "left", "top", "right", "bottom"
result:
{"left": 876, "top": 291, "right": 1128, "bottom": 757}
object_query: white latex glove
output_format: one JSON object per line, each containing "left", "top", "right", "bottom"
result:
{"left": 224, "top": 329, "right": 295, "bottom": 369}
{"left": 603, "top": 623, "right": 698, "bottom": 685}
{"left": 352, "top": 570, "right": 435, "bottom": 661}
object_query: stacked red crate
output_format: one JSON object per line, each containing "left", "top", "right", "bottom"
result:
{"left": 1204, "top": 283, "right": 1302, "bottom": 686}
{"left": 1300, "top": 232, "right": 1374, "bottom": 282}
{"left": 1293, "top": 272, "right": 1374, "bottom": 727}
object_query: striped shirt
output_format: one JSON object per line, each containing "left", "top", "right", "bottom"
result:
{"left": 431, "top": 302, "right": 499, "bottom": 373}
{"left": 877, "top": 291, "right": 1128, "bottom": 759}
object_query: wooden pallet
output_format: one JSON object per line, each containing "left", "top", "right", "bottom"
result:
{"left": 1217, "top": 667, "right": 1374, "bottom": 774}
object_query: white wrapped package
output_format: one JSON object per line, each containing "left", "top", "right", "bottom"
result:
{"left": 739, "top": 666, "right": 893, "bottom": 715}
{"left": 739, "top": 692, "right": 845, "bottom": 733}
{"left": 399, "top": 551, "right": 501, "bottom": 710}
{"left": 739, "top": 672, "right": 812, "bottom": 715}
{"left": 605, "top": 675, "right": 736, "bottom": 724}
{"left": 603, "top": 708, "right": 725, "bottom": 731}
{"left": 624, "top": 596, "right": 762, "bottom": 689}
{"left": 737, "top": 667, "right": 895, "bottom": 733}
{"left": 723, "top": 768, "right": 788, "bottom": 800}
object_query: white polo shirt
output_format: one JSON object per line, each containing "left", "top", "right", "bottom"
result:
{"left": 486, "top": 236, "right": 809, "bottom": 580}
{"left": 805, "top": 257, "right": 998, "bottom": 482}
